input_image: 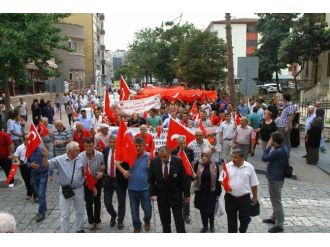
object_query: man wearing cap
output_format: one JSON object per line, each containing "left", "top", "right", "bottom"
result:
{"left": 94, "top": 124, "right": 111, "bottom": 151}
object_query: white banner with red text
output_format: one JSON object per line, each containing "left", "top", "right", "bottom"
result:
{"left": 116, "top": 94, "right": 161, "bottom": 114}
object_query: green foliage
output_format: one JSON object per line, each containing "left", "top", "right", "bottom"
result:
{"left": 278, "top": 14, "right": 330, "bottom": 73}
{"left": 255, "top": 13, "right": 298, "bottom": 82}
{"left": 177, "top": 30, "right": 227, "bottom": 87}
{"left": 0, "top": 13, "right": 70, "bottom": 84}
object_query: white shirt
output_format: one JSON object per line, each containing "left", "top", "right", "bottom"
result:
{"left": 220, "top": 121, "right": 236, "bottom": 140}
{"left": 91, "top": 116, "right": 103, "bottom": 131}
{"left": 14, "top": 143, "right": 26, "bottom": 162}
{"left": 219, "top": 161, "right": 259, "bottom": 197}
{"left": 17, "top": 102, "right": 27, "bottom": 116}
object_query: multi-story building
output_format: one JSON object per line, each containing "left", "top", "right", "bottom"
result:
{"left": 112, "top": 49, "right": 127, "bottom": 70}
{"left": 207, "top": 18, "right": 258, "bottom": 77}
{"left": 105, "top": 50, "right": 113, "bottom": 82}
{"left": 55, "top": 23, "right": 85, "bottom": 91}
{"left": 62, "top": 13, "right": 106, "bottom": 90}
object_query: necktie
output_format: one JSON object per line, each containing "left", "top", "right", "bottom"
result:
{"left": 164, "top": 162, "right": 168, "bottom": 180}
{"left": 110, "top": 149, "right": 115, "bottom": 177}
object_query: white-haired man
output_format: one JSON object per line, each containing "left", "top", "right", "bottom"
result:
{"left": 0, "top": 212, "right": 16, "bottom": 233}
{"left": 42, "top": 141, "right": 86, "bottom": 233}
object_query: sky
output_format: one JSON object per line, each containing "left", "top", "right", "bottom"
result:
{"left": 105, "top": 12, "right": 258, "bottom": 51}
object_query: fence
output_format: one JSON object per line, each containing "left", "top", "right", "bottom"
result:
{"left": 297, "top": 100, "right": 330, "bottom": 122}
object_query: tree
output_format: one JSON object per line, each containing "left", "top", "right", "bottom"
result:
{"left": 278, "top": 14, "right": 330, "bottom": 89}
{"left": 177, "top": 29, "right": 227, "bottom": 87}
{"left": 0, "top": 14, "right": 70, "bottom": 126}
{"left": 255, "top": 13, "right": 298, "bottom": 91}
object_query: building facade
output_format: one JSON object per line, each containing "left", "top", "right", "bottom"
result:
{"left": 62, "top": 13, "right": 106, "bottom": 90}
{"left": 207, "top": 18, "right": 258, "bottom": 77}
{"left": 56, "top": 23, "right": 85, "bottom": 91}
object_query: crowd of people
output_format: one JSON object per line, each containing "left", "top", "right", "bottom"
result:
{"left": 0, "top": 88, "right": 327, "bottom": 233}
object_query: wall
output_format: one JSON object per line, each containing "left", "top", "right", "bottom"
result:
{"left": 209, "top": 23, "right": 247, "bottom": 77}
{"left": 64, "top": 14, "right": 94, "bottom": 86}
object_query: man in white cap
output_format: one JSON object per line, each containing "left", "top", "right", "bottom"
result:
{"left": 95, "top": 124, "right": 111, "bottom": 151}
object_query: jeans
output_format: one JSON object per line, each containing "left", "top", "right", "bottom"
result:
{"left": 128, "top": 190, "right": 152, "bottom": 230}
{"left": 320, "top": 137, "right": 326, "bottom": 151}
{"left": 59, "top": 185, "right": 85, "bottom": 232}
{"left": 84, "top": 181, "right": 102, "bottom": 224}
{"left": 268, "top": 181, "right": 284, "bottom": 228}
{"left": 31, "top": 172, "right": 48, "bottom": 214}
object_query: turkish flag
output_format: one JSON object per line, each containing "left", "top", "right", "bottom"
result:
{"left": 104, "top": 87, "right": 112, "bottom": 117}
{"left": 156, "top": 125, "right": 163, "bottom": 138}
{"left": 150, "top": 138, "right": 156, "bottom": 159}
{"left": 84, "top": 164, "right": 97, "bottom": 191}
{"left": 37, "top": 122, "right": 48, "bottom": 137}
{"left": 198, "top": 120, "right": 208, "bottom": 137}
{"left": 234, "top": 112, "right": 241, "bottom": 126}
{"left": 5, "top": 163, "right": 19, "bottom": 185}
{"left": 221, "top": 160, "right": 232, "bottom": 192}
{"left": 98, "top": 138, "right": 106, "bottom": 152}
{"left": 120, "top": 75, "right": 130, "bottom": 101}
{"left": 166, "top": 117, "right": 195, "bottom": 150}
{"left": 115, "top": 121, "right": 137, "bottom": 168}
{"left": 177, "top": 150, "right": 193, "bottom": 176}
{"left": 191, "top": 101, "right": 198, "bottom": 120}
{"left": 25, "top": 123, "right": 42, "bottom": 160}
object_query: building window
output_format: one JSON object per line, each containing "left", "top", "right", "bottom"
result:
{"left": 247, "top": 25, "right": 257, "bottom": 33}
{"left": 68, "top": 39, "right": 72, "bottom": 49}
{"left": 69, "top": 72, "right": 73, "bottom": 81}
{"left": 246, "top": 40, "right": 257, "bottom": 46}
{"left": 102, "top": 64, "right": 105, "bottom": 75}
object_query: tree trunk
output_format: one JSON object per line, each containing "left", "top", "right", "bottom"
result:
{"left": 313, "top": 58, "right": 318, "bottom": 85}
{"left": 225, "top": 13, "right": 236, "bottom": 107}
{"left": 3, "top": 80, "right": 11, "bottom": 131}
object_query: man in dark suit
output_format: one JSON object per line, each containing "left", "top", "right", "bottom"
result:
{"left": 171, "top": 135, "right": 195, "bottom": 224}
{"left": 102, "top": 134, "right": 129, "bottom": 230}
{"left": 149, "top": 146, "right": 190, "bottom": 233}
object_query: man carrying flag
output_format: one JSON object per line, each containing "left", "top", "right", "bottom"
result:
{"left": 79, "top": 137, "right": 105, "bottom": 231}
{"left": 171, "top": 135, "right": 195, "bottom": 224}
{"left": 94, "top": 124, "right": 111, "bottom": 152}
{"left": 166, "top": 117, "right": 195, "bottom": 150}
{"left": 0, "top": 129, "right": 15, "bottom": 187}
{"left": 26, "top": 123, "right": 49, "bottom": 223}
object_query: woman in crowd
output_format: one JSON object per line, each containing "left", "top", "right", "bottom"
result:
{"left": 258, "top": 110, "right": 278, "bottom": 151}
{"left": 306, "top": 108, "right": 325, "bottom": 165}
{"left": 127, "top": 113, "right": 146, "bottom": 127}
{"left": 194, "top": 148, "right": 222, "bottom": 233}
{"left": 65, "top": 100, "right": 74, "bottom": 126}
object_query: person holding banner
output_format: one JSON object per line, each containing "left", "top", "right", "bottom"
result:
{"left": 79, "top": 137, "right": 105, "bottom": 231}
{"left": 171, "top": 135, "right": 195, "bottom": 224}
{"left": 0, "top": 129, "right": 15, "bottom": 187}
{"left": 193, "top": 148, "right": 222, "bottom": 233}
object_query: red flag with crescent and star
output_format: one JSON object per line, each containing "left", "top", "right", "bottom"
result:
{"left": 115, "top": 120, "right": 137, "bottom": 168}
{"left": 221, "top": 160, "right": 232, "bottom": 192}
{"left": 84, "top": 163, "right": 97, "bottom": 191}
{"left": 37, "top": 122, "right": 48, "bottom": 138}
{"left": 120, "top": 75, "right": 130, "bottom": 101}
{"left": 177, "top": 150, "right": 193, "bottom": 176}
{"left": 5, "top": 163, "right": 19, "bottom": 185}
{"left": 25, "top": 123, "right": 42, "bottom": 160}
{"left": 166, "top": 117, "right": 195, "bottom": 150}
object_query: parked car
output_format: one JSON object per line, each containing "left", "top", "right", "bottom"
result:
{"left": 263, "top": 83, "right": 281, "bottom": 93}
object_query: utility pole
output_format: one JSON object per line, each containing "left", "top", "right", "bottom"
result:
{"left": 225, "top": 13, "right": 236, "bottom": 106}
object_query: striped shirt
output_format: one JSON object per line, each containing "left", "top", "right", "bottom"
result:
{"left": 188, "top": 139, "right": 212, "bottom": 162}
{"left": 53, "top": 127, "right": 72, "bottom": 155}
{"left": 79, "top": 150, "right": 104, "bottom": 177}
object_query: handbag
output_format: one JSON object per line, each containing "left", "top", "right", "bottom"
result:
{"left": 61, "top": 160, "right": 76, "bottom": 199}
{"left": 250, "top": 201, "right": 260, "bottom": 217}
{"left": 280, "top": 147, "right": 293, "bottom": 178}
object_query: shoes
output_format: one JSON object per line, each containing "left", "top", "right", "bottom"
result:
{"left": 302, "top": 155, "right": 307, "bottom": 158}
{"left": 25, "top": 195, "right": 32, "bottom": 200}
{"left": 184, "top": 216, "right": 191, "bottom": 224}
{"left": 76, "top": 229, "right": 85, "bottom": 233}
{"left": 200, "top": 226, "right": 208, "bottom": 233}
{"left": 89, "top": 224, "right": 95, "bottom": 230}
{"left": 95, "top": 223, "right": 102, "bottom": 230}
{"left": 210, "top": 225, "right": 215, "bottom": 233}
{"left": 8, "top": 184, "right": 14, "bottom": 188}
{"left": 263, "top": 218, "right": 275, "bottom": 224}
{"left": 118, "top": 222, "right": 124, "bottom": 230}
{"left": 250, "top": 152, "right": 254, "bottom": 157}
{"left": 321, "top": 149, "right": 327, "bottom": 153}
{"left": 268, "top": 226, "right": 283, "bottom": 233}
{"left": 34, "top": 198, "right": 39, "bottom": 203}
{"left": 110, "top": 215, "right": 117, "bottom": 227}
{"left": 144, "top": 223, "right": 151, "bottom": 231}
{"left": 133, "top": 228, "right": 141, "bottom": 233}
{"left": 36, "top": 213, "right": 45, "bottom": 222}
